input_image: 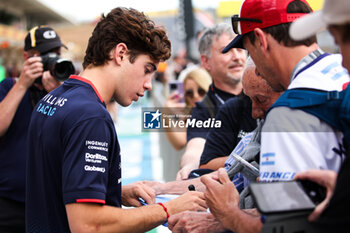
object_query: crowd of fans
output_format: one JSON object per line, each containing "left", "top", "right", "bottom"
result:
{"left": 0, "top": 0, "right": 349, "bottom": 232}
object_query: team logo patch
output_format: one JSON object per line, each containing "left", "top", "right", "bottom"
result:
{"left": 43, "top": 30, "right": 57, "bottom": 39}
{"left": 143, "top": 109, "right": 161, "bottom": 129}
{"left": 261, "top": 152, "right": 275, "bottom": 166}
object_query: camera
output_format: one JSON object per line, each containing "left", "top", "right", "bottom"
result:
{"left": 40, "top": 53, "right": 75, "bottom": 82}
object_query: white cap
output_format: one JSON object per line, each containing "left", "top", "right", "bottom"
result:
{"left": 290, "top": 0, "right": 350, "bottom": 41}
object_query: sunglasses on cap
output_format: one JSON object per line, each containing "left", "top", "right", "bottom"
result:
{"left": 185, "top": 87, "right": 206, "bottom": 99}
{"left": 231, "top": 14, "right": 262, "bottom": 35}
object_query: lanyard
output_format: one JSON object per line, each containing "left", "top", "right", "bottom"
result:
{"left": 214, "top": 93, "right": 225, "bottom": 105}
{"left": 290, "top": 49, "right": 328, "bottom": 82}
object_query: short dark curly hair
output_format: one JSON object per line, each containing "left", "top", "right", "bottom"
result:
{"left": 83, "top": 7, "right": 171, "bottom": 69}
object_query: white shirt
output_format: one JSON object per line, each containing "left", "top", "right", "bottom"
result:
{"left": 260, "top": 52, "right": 349, "bottom": 182}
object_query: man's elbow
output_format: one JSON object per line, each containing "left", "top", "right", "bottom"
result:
{"left": 69, "top": 222, "right": 103, "bottom": 233}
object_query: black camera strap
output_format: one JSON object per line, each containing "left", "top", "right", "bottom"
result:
{"left": 29, "top": 85, "right": 47, "bottom": 109}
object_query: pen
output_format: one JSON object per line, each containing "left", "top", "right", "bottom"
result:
{"left": 188, "top": 184, "right": 195, "bottom": 191}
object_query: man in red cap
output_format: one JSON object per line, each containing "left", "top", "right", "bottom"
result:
{"left": 221, "top": 0, "right": 348, "bottom": 185}
{"left": 180, "top": 0, "right": 349, "bottom": 232}
{"left": 0, "top": 25, "right": 68, "bottom": 232}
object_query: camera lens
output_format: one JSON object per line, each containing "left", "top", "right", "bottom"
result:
{"left": 52, "top": 59, "right": 75, "bottom": 81}
{"left": 41, "top": 53, "right": 75, "bottom": 82}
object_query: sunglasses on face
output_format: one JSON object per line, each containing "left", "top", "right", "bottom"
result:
{"left": 231, "top": 14, "right": 262, "bottom": 35}
{"left": 185, "top": 87, "right": 206, "bottom": 99}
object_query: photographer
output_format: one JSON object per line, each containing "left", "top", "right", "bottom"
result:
{"left": 0, "top": 25, "right": 72, "bottom": 232}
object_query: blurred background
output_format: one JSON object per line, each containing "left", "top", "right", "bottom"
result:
{"left": 0, "top": 0, "right": 333, "bottom": 78}
{"left": 0, "top": 1, "right": 335, "bottom": 232}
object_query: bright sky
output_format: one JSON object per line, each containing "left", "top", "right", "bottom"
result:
{"left": 38, "top": 0, "right": 221, "bottom": 23}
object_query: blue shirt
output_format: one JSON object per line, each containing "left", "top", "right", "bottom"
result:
{"left": 200, "top": 95, "right": 257, "bottom": 166}
{"left": 0, "top": 78, "right": 45, "bottom": 203}
{"left": 26, "top": 76, "right": 122, "bottom": 232}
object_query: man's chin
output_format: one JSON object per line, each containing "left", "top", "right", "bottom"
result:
{"left": 117, "top": 99, "right": 132, "bottom": 107}
{"left": 227, "top": 75, "right": 242, "bottom": 85}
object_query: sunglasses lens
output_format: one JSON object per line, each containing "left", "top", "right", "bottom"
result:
{"left": 198, "top": 88, "right": 206, "bottom": 97}
{"left": 231, "top": 15, "right": 240, "bottom": 35}
{"left": 185, "top": 89, "right": 194, "bottom": 99}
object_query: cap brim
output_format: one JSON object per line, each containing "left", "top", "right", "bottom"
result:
{"left": 36, "top": 41, "right": 68, "bottom": 54}
{"left": 290, "top": 11, "right": 327, "bottom": 41}
{"left": 222, "top": 35, "right": 244, "bottom": 53}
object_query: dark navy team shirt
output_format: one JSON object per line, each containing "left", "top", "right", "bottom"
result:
{"left": 0, "top": 78, "right": 45, "bottom": 203}
{"left": 200, "top": 95, "right": 257, "bottom": 165}
{"left": 26, "top": 76, "right": 121, "bottom": 233}
{"left": 186, "top": 84, "right": 240, "bottom": 141}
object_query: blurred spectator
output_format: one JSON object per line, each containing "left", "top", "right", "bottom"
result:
{"left": 165, "top": 68, "right": 212, "bottom": 150}
{"left": 0, "top": 25, "right": 66, "bottom": 232}
{"left": 5, "top": 63, "right": 20, "bottom": 79}
{"left": 198, "top": 57, "right": 257, "bottom": 171}
{"left": 176, "top": 23, "right": 247, "bottom": 180}
{"left": 166, "top": 49, "right": 189, "bottom": 81}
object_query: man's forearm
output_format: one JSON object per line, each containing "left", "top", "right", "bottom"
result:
{"left": 179, "top": 137, "right": 206, "bottom": 169}
{"left": 67, "top": 203, "right": 168, "bottom": 233}
{"left": 221, "top": 207, "right": 262, "bottom": 233}
{"left": 155, "top": 178, "right": 205, "bottom": 195}
{"left": 200, "top": 156, "right": 228, "bottom": 170}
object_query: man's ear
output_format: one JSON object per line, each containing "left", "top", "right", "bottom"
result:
{"left": 253, "top": 28, "right": 268, "bottom": 54}
{"left": 114, "top": 43, "right": 128, "bottom": 65}
{"left": 23, "top": 51, "right": 30, "bottom": 60}
{"left": 200, "top": 54, "right": 211, "bottom": 71}
{"left": 23, "top": 50, "right": 38, "bottom": 60}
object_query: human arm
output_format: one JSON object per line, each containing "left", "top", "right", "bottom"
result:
{"left": 199, "top": 156, "right": 228, "bottom": 170}
{"left": 66, "top": 191, "right": 207, "bottom": 233}
{"left": 0, "top": 57, "right": 43, "bottom": 136}
{"left": 164, "top": 91, "right": 187, "bottom": 150}
{"left": 121, "top": 181, "right": 156, "bottom": 206}
{"left": 40, "top": 69, "right": 62, "bottom": 92}
{"left": 143, "top": 170, "right": 219, "bottom": 195}
{"left": 168, "top": 211, "right": 227, "bottom": 233}
{"left": 165, "top": 131, "right": 187, "bottom": 151}
{"left": 201, "top": 168, "right": 262, "bottom": 233}
{"left": 294, "top": 170, "right": 337, "bottom": 222}
{"left": 176, "top": 137, "right": 206, "bottom": 180}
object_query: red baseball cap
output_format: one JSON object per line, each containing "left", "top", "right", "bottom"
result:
{"left": 222, "top": 0, "right": 311, "bottom": 52}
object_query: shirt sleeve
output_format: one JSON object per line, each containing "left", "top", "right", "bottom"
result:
{"left": 62, "top": 117, "right": 116, "bottom": 205}
{"left": 200, "top": 97, "right": 256, "bottom": 166}
{"left": 0, "top": 78, "right": 14, "bottom": 101}
{"left": 200, "top": 102, "right": 240, "bottom": 165}
{"left": 260, "top": 107, "right": 344, "bottom": 182}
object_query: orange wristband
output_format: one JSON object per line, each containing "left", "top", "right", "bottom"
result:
{"left": 157, "top": 202, "right": 170, "bottom": 220}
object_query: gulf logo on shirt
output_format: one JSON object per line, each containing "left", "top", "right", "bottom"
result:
{"left": 261, "top": 153, "right": 275, "bottom": 166}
